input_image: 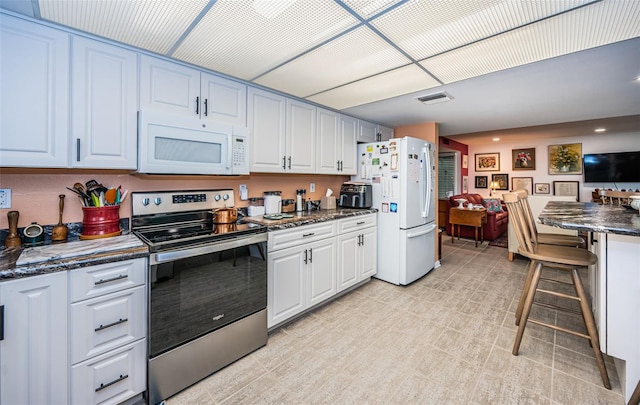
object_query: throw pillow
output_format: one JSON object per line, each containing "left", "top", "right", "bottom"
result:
{"left": 483, "top": 198, "right": 504, "bottom": 213}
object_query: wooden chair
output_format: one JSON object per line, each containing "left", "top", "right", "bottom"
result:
{"left": 600, "top": 189, "right": 640, "bottom": 205}
{"left": 503, "top": 191, "right": 611, "bottom": 390}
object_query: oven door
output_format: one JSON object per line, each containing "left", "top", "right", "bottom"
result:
{"left": 148, "top": 232, "right": 267, "bottom": 358}
{"left": 139, "top": 110, "right": 241, "bottom": 175}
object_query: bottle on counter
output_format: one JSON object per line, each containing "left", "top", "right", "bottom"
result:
{"left": 296, "top": 189, "right": 306, "bottom": 213}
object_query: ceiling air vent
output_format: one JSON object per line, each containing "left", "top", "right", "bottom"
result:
{"left": 416, "top": 92, "right": 453, "bottom": 105}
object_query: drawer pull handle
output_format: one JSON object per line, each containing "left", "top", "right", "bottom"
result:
{"left": 95, "top": 318, "right": 128, "bottom": 332}
{"left": 95, "top": 374, "right": 129, "bottom": 392}
{"left": 95, "top": 274, "right": 128, "bottom": 285}
{"left": 302, "top": 233, "right": 315, "bottom": 237}
{"left": 357, "top": 221, "right": 365, "bottom": 225}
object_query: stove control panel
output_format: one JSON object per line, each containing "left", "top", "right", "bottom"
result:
{"left": 132, "top": 189, "right": 235, "bottom": 216}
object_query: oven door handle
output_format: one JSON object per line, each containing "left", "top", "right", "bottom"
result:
{"left": 151, "top": 232, "right": 267, "bottom": 264}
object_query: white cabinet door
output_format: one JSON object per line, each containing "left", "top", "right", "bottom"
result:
{"left": 139, "top": 55, "right": 200, "bottom": 117}
{"left": 316, "top": 108, "right": 340, "bottom": 174}
{"left": 360, "top": 226, "right": 377, "bottom": 279}
{"left": 0, "top": 272, "right": 68, "bottom": 405}
{"left": 378, "top": 125, "right": 394, "bottom": 141}
{"left": 268, "top": 246, "right": 305, "bottom": 328}
{"left": 339, "top": 114, "right": 358, "bottom": 175}
{"left": 358, "top": 119, "right": 378, "bottom": 143}
{"left": 0, "top": 15, "right": 69, "bottom": 167}
{"left": 286, "top": 98, "right": 316, "bottom": 173}
{"left": 307, "top": 238, "right": 337, "bottom": 307}
{"left": 201, "top": 73, "right": 247, "bottom": 126}
{"left": 248, "top": 87, "right": 287, "bottom": 173}
{"left": 338, "top": 231, "right": 359, "bottom": 292}
{"left": 71, "top": 36, "right": 138, "bottom": 169}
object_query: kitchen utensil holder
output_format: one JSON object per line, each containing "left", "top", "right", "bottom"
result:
{"left": 80, "top": 206, "right": 121, "bottom": 239}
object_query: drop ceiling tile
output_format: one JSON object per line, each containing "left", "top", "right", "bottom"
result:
{"left": 340, "top": 0, "right": 404, "bottom": 20}
{"left": 38, "top": 0, "right": 208, "bottom": 54}
{"left": 420, "top": 0, "right": 640, "bottom": 84}
{"left": 254, "top": 25, "right": 411, "bottom": 97}
{"left": 371, "top": 0, "right": 594, "bottom": 60}
{"left": 307, "top": 64, "right": 440, "bottom": 110}
{"left": 172, "top": 0, "right": 359, "bottom": 81}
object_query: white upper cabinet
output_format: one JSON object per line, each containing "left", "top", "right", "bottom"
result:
{"left": 286, "top": 98, "right": 316, "bottom": 173}
{"left": 317, "top": 110, "right": 356, "bottom": 175}
{"left": 248, "top": 87, "right": 287, "bottom": 172}
{"left": 0, "top": 15, "right": 69, "bottom": 167}
{"left": 71, "top": 36, "right": 138, "bottom": 169}
{"left": 140, "top": 55, "right": 246, "bottom": 126}
{"left": 249, "top": 87, "right": 315, "bottom": 173}
{"left": 378, "top": 124, "right": 394, "bottom": 141}
{"left": 358, "top": 119, "right": 378, "bottom": 143}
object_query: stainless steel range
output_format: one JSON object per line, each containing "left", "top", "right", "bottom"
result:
{"left": 131, "top": 189, "right": 267, "bottom": 405}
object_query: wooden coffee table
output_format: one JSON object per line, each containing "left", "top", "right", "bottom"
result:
{"left": 449, "top": 207, "right": 488, "bottom": 247}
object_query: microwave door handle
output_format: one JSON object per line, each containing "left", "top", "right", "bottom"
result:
{"left": 227, "top": 136, "right": 232, "bottom": 170}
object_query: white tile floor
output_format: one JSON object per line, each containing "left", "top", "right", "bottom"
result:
{"left": 165, "top": 238, "right": 625, "bottom": 404}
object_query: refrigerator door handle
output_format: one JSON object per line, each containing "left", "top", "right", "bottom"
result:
{"left": 407, "top": 223, "right": 437, "bottom": 239}
{"left": 421, "top": 146, "right": 431, "bottom": 218}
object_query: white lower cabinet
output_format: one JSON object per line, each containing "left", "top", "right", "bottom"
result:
{"left": 69, "top": 258, "right": 147, "bottom": 405}
{"left": 267, "top": 222, "right": 337, "bottom": 328}
{"left": 267, "top": 214, "right": 376, "bottom": 329}
{"left": 0, "top": 272, "right": 68, "bottom": 405}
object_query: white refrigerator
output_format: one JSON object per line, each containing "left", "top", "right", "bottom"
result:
{"left": 353, "top": 136, "right": 437, "bottom": 285}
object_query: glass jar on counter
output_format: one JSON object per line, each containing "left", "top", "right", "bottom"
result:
{"left": 247, "top": 197, "right": 265, "bottom": 217}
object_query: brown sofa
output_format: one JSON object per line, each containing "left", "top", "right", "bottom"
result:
{"left": 445, "top": 193, "right": 509, "bottom": 241}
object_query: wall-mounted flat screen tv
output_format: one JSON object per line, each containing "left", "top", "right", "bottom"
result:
{"left": 583, "top": 151, "right": 640, "bottom": 183}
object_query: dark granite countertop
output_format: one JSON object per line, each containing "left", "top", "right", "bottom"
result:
{"left": 0, "top": 234, "right": 148, "bottom": 280}
{"left": 242, "top": 208, "right": 377, "bottom": 231}
{"left": 539, "top": 201, "right": 640, "bottom": 236}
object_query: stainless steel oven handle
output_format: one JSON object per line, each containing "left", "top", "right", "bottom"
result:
{"left": 151, "top": 232, "right": 267, "bottom": 264}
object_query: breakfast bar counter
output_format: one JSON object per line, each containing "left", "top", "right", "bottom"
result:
{"left": 539, "top": 201, "right": 640, "bottom": 403}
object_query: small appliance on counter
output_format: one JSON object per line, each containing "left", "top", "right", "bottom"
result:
{"left": 338, "top": 182, "right": 373, "bottom": 209}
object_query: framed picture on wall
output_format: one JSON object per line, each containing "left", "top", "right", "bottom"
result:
{"left": 535, "top": 183, "right": 550, "bottom": 194}
{"left": 475, "top": 176, "right": 488, "bottom": 188}
{"left": 548, "top": 143, "right": 582, "bottom": 175}
{"left": 511, "top": 177, "right": 533, "bottom": 195}
{"left": 462, "top": 176, "right": 469, "bottom": 193}
{"left": 553, "top": 181, "right": 580, "bottom": 201}
{"left": 512, "top": 148, "right": 536, "bottom": 170}
{"left": 491, "top": 173, "right": 509, "bottom": 190}
{"left": 462, "top": 154, "right": 468, "bottom": 169}
{"left": 475, "top": 152, "right": 500, "bottom": 171}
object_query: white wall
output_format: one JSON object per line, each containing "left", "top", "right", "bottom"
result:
{"left": 467, "top": 131, "right": 640, "bottom": 202}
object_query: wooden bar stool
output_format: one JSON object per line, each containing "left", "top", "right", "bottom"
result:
{"left": 511, "top": 189, "right": 585, "bottom": 324}
{"left": 600, "top": 189, "right": 640, "bottom": 206}
{"left": 503, "top": 192, "right": 611, "bottom": 390}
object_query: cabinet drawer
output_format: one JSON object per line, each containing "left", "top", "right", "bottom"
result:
{"left": 70, "top": 259, "right": 146, "bottom": 302}
{"left": 268, "top": 222, "right": 336, "bottom": 252}
{"left": 338, "top": 214, "right": 376, "bottom": 233}
{"left": 70, "top": 285, "right": 146, "bottom": 364}
{"left": 71, "top": 339, "right": 146, "bottom": 405}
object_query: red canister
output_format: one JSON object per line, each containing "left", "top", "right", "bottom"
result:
{"left": 80, "top": 206, "right": 122, "bottom": 239}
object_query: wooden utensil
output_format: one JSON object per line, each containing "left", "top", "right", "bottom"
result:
{"left": 4, "top": 210, "right": 22, "bottom": 248}
{"left": 52, "top": 194, "right": 68, "bottom": 242}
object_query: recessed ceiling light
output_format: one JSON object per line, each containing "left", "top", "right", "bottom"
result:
{"left": 492, "top": 137, "right": 500, "bottom": 141}
{"left": 594, "top": 128, "right": 606, "bottom": 132}
{"left": 636, "top": 76, "right": 640, "bottom": 82}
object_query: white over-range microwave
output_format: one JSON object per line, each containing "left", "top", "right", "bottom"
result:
{"left": 138, "top": 110, "right": 249, "bottom": 175}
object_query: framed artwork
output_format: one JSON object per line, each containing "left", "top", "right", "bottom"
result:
{"left": 475, "top": 152, "right": 500, "bottom": 171}
{"left": 462, "top": 176, "right": 468, "bottom": 193}
{"left": 511, "top": 177, "right": 533, "bottom": 195}
{"left": 462, "top": 154, "right": 468, "bottom": 169}
{"left": 475, "top": 175, "right": 488, "bottom": 188}
{"left": 491, "top": 173, "right": 509, "bottom": 190}
{"left": 548, "top": 143, "right": 582, "bottom": 175}
{"left": 512, "top": 147, "right": 536, "bottom": 170}
{"left": 535, "top": 183, "right": 550, "bottom": 194}
{"left": 553, "top": 181, "right": 580, "bottom": 201}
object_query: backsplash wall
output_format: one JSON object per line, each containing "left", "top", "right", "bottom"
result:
{"left": 0, "top": 169, "right": 348, "bottom": 229}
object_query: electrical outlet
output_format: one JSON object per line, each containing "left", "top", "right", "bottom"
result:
{"left": 310, "top": 183, "right": 315, "bottom": 193}
{"left": 0, "top": 189, "right": 12, "bottom": 209}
